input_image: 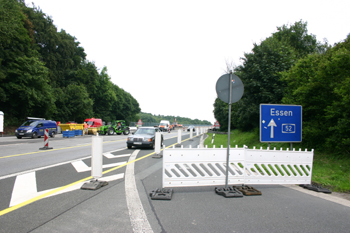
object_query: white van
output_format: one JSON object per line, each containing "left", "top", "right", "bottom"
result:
{"left": 159, "top": 120, "right": 171, "bottom": 132}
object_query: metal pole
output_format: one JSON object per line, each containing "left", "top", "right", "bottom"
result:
{"left": 225, "top": 71, "right": 233, "bottom": 188}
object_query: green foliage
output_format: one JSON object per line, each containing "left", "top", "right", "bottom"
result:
{"left": 214, "top": 20, "right": 325, "bottom": 133}
{"left": 0, "top": 0, "right": 141, "bottom": 126}
{"left": 312, "top": 153, "right": 350, "bottom": 192}
{"left": 0, "top": 0, "right": 53, "bottom": 124}
{"left": 61, "top": 84, "right": 93, "bottom": 122}
{"left": 281, "top": 35, "right": 350, "bottom": 154}
{"left": 213, "top": 20, "right": 350, "bottom": 158}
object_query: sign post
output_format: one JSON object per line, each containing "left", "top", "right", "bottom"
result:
{"left": 216, "top": 71, "right": 244, "bottom": 189}
{"left": 0, "top": 111, "right": 3, "bottom": 137}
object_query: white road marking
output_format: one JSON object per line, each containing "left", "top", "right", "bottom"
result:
{"left": 103, "top": 153, "right": 130, "bottom": 159}
{"left": 10, "top": 172, "right": 37, "bottom": 207}
{"left": 0, "top": 156, "right": 91, "bottom": 180}
{"left": 8, "top": 148, "right": 130, "bottom": 207}
{"left": 125, "top": 150, "right": 153, "bottom": 233}
{"left": 9, "top": 172, "right": 124, "bottom": 207}
{"left": 71, "top": 160, "right": 126, "bottom": 172}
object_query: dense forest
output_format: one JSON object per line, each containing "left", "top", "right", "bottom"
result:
{"left": 0, "top": 0, "right": 140, "bottom": 126}
{"left": 213, "top": 21, "right": 350, "bottom": 155}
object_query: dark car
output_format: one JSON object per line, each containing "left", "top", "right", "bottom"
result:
{"left": 187, "top": 125, "right": 195, "bottom": 132}
{"left": 127, "top": 127, "right": 163, "bottom": 149}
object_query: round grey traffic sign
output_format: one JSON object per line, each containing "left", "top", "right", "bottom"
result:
{"left": 216, "top": 73, "right": 244, "bottom": 104}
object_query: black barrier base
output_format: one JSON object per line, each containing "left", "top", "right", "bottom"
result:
{"left": 149, "top": 188, "right": 173, "bottom": 200}
{"left": 299, "top": 184, "right": 332, "bottom": 194}
{"left": 152, "top": 154, "right": 163, "bottom": 158}
{"left": 215, "top": 187, "right": 243, "bottom": 198}
{"left": 81, "top": 179, "right": 108, "bottom": 190}
{"left": 234, "top": 185, "right": 262, "bottom": 196}
{"left": 39, "top": 146, "right": 53, "bottom": 150}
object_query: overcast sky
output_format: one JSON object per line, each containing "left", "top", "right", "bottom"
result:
{"left": 30, "top": 0, "right": 350, "bottom": 124}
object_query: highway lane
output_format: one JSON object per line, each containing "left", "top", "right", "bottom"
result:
{"left": 0, "top": 130, "right": 190, "bottom": 232}
{"left": 0, "top": 134, "right": 130, "bottom": 177}
{"left": 1, "top": 130, "right": 350, "bottom": 232}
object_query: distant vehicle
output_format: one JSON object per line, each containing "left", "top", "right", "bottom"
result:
{"left": 172, "top": 122, "right": 183, "bottom": 128}
{"left": 159, "top": 120, "right": 171, "bottom": 132}
{"left": 187, "top": 125, "right": 195, "bottom": 132}
{"left": 127, "top": 127, "right": 163, "bottom": 149}
{"left": 99, "top": 120, "right": 130, "bottom": 135}
{"left": 15, "top": 118, "right": 57, "bottom": 139}
{"left": 84, "top": 118, "right": 103, "bottom": 128}
{"left": 129, "top": 123, "right": 138, "bottom": 134}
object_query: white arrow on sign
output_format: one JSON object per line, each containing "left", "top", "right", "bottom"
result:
{"left": 268, "top": 119, "right": 277, "bottom": 138}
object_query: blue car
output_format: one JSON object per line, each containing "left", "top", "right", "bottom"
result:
{"left": 15, "top": 119, "right": 57, "bottom": 139}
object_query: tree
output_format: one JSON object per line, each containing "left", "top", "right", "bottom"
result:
{"left": 214, "top": 20, "right": 324, "bottom": 132}
{"left": 0, "top": 0, "right": 54, "bottom": 125}
{"left": 281, "top": 35, "right": 350, "bottom": 154}
{"left": 64, "top": 84, "right": 93, "bottom": 122}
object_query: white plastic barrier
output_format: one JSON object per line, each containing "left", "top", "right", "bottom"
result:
{"left": 163, "top": 146, "right": 313, "bottom": 188}
{"left": 91, "top": 136, "right": 103, "bottom": 179}
{"left": 177, "top": 130, "right": 181, "bottom": 144}
{"left": 155, "top": 132, "right": 161, "bottom": 154}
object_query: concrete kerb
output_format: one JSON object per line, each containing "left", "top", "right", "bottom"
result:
{"left": 199, "top": 133, "right": 208, "bottom": 148}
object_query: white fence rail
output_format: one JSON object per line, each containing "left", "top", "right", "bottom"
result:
{"left": 163, "top": 146, "right": 314, "bottom": 188}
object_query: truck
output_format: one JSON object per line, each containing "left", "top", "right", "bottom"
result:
{"left": 84, "top": 118, "right": 103, "bottom": 135}
{"left": 98, "top": 120, "right": 130, "bottom": 135}
{"left": 159, "top": 120, "right": 171, "bottom": 132}
{"left": 84, "top": 118, "right": 103, "bottom": 128}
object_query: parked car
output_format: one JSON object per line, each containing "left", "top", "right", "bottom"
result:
{"left": 187, "top": 125, "right": 195, "bottom": 132}
{"left": 15, "top": 118, "right": 57, "bottom": 139}
{"left": 127, "top": 127, "right": 163, "bottom": 149}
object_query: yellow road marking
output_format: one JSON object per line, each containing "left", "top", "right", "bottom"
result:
{"left": 0, "top": 134, "right": 200, "bottom": 216}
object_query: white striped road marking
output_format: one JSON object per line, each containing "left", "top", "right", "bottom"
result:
{"left": 9, "top": 172, "right": 124, "bottom": 207}
{"left": 71, "top": 160, "right": 126, "bottom": 173}
{"left": 103, "top": 153, "right": 131, "bottom": 159}
{"left": 10, "top": 172, "right": 37, "bottom": 207}
{"left": 125, "top": 150, "right": 153, "bottom": 233}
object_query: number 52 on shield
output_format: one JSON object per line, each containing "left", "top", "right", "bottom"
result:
{"left": 282, "top": 124, "right": 295, "bottom": 133}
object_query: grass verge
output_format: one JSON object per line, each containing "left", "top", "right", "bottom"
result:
{"left": 204, "top": 129, "right": 350, "bottom": 193}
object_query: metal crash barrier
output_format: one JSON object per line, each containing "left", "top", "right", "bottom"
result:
{"left": 162, "top": 146, "right": 314, "bottom": 188}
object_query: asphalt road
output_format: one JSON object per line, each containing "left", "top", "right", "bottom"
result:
{"left": 0, "top": 130, "right": 349, "bottom": 233}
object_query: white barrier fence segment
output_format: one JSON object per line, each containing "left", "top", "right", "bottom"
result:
{"left": 244, "top": 147, "right": 313, "bottom": 184}
{"left": 162, "top": 146, "right": 313, "bottom": 188}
